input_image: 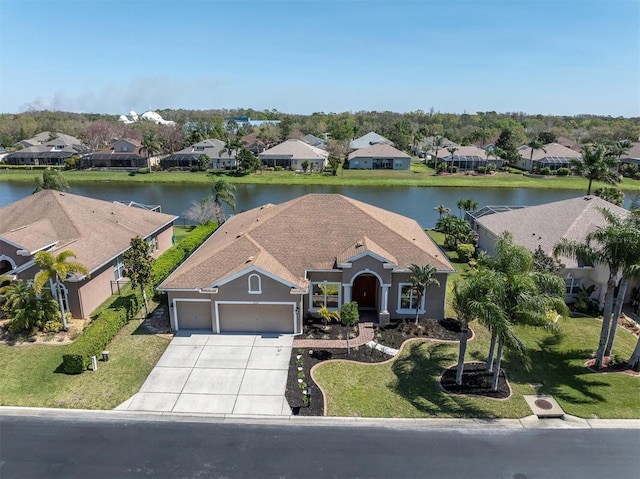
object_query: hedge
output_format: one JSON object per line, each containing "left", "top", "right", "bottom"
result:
{"left": 62, "top": 222, "right": 218, "bottom": 374}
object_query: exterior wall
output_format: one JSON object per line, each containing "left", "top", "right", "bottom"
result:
{"left": 0, "top": 240, "right": 30, "bottom": 271}
{"left": 342, "top": 255, "right": 392, "bottom": 285}
{"left": 291, "top": 158, "right": 327, "bottom": 171}
{"left": 149, "top": 224, "right": 174, "bottom": 258}
{"left": 348, "top": 156, "right": 410, "bottom": 170}
{"left": 392, "top": 158, "right": 411, "bottom": 170}
{"left": 348, "top": 157, "right": 373, "bottom": 169}
{"left": 72, "top": 262, "right": 118, "bottom": 318}
{"left": 388, "top": 271, "right": 449, "bottom": 320}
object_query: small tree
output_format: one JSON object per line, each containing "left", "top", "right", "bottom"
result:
{"left": 301, "top": 160, "right": 310, "bottom": 173}
{"left": 33, "top": 168, "right": 69, "bottom": 193}
{"left": 340, "top": 301, "right": 360, "bottom": 354}
{"left": 327, "top": 156, "right": 342, "bottom": 176}
{"left": 123, "top": 236, "right": 154, "bottom": 317}
{"left": 408, "top": 264, "right": 440, "bottom": 324}
{"left": 185, "top": 196, "right": 220, "bottom": 225}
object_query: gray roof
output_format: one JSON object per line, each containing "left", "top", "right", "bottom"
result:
{"left": 518, "top": 143, "right": 582, "bottom": 162}
{"left": 259, "top": 139, "right": 328, "bottom": 160}
{"left": 475, "top": 196, "right": 629, "bottom": 268}
{"left": 348, "top": 143, "right": 410, "bottom": 160}
{"left": 17, "top": 132, "right": 83, "bottom": 148}
{"left": 349, "top": 132, "right": 393, "bottom": 150}
{"left": 302, "top": 134, "right": 326, "bottom": 149}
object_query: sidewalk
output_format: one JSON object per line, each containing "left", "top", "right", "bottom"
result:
{"left": 292, "top": 322, "right": 374, "bottom": 348}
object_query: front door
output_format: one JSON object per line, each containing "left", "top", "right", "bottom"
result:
{"left": 352, "top": 274, "right": 377, "bottom": 309}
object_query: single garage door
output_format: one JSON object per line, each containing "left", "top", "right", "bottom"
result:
{"left": 218, "top": 303, "right": 294, "bottom": 333}
{"left": 176, "top": 300, "right": 212, "bottom": 330}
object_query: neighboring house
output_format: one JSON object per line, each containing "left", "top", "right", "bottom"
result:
{"left": 469, "top": 195, "right": 631, "bottom": 306}
{"left": 514, "top": 142, "right": 582, "bottom": 172}
{"left": 5, "top": 132, "right": 89, "bottom": 166}
{"left": 161, "top": 139, "right": 236, "bottom": 169}
{"left": 81, "top": 139, "right": 151, "bottom": 169}
{"left": 241, "top": 132, "right": 267, "bottom": 156}
{"left": 258, "top": 139, "right": 329, "bottom": 171}
{"left": 619, "top": 142, "right": 640, "bottom": 166}
{"left": 0, "top": 190, "right": 177, "bottom": 319}
{"left": 301, "top": 134, "right": 327, "bottom": 150}
{"left": 0, "top": 147, "right": 7, "bottom": 163}
{"left": 418, "top": 136, "right": 458, "bottom": 157}
{"left": 347, "top": 143, "right": 411, "bottom": 170}
{"left": 349, "top": 132, "right": 393, "bottom": 150}
{"left": 433, "top": 145, "right": 503, "bottom": 171}
{"left": 472, "top": 134, "right": 500, "bottom": 150}
{"left": 159, "top": 194, "right": 454, "bottom": 333}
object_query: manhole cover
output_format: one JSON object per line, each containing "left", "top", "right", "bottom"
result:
{"left": 534, "top": 399, "right": 553, "bottom": 410}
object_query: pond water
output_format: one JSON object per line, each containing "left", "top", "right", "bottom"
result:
{"left": 1, "top": 181, "right": 637, "bottom": 228}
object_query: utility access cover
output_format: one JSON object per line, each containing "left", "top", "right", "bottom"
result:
{"left": 524, "top": 395, "right": 565, "bottom": 418}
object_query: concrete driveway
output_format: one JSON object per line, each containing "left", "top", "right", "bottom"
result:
{"left": 117, "top": 330, "right": 293, "bottom": 416}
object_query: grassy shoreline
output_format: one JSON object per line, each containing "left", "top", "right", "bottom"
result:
{"left": 2, "top": 165, "right": 640, "bottom": 192}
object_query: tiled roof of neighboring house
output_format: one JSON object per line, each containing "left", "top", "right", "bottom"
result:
{"left": 302, "top": 134, "right": 327, "bottom": 149}
{"left": 17, "top": 132, "right": 84, "bottom": 148}
{"left": 518, "top": 142, "right": 582, "bottom": 162}
{"left": 475, "top": 195, "right": 628, "bottom": 268}
{"left": 85, "top": 138, "right": 146, "bottom": 160}
{"left": 349, "top": 132, "right": 393, "bottom": 150}
{"left": 348, "top": 143, "right": 410, "bottom": 160}
{"left": 159, "top": 194, "right": 454, "bottom": 290}
{"left": 555, "top": 136, "right": 582, "bottom": 151}
{"left": 6, "top": 144, "right": 88, "bottom": 160}
{"left": 434, "top": 145, "right": 493, "bottom": 160}
{"left": 258, "top": 139, "right": 328, "bottom": 160}
{"left": 621, "top": 142, "right": 640, "bottom": 161}
{"left": 420, "top": 137, "right": 458, "bottom": 150}
{"left": 164, "top": 139, "right": 232, "bottom": 161}
{"left": 0, "top": 190, "right": 177, "bottom": 274}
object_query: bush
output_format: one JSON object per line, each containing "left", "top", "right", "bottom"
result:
{"left": 456, "top": 243, "right": 475, "bottom": 262}
{"left": 556, "top": 167, "right": 570, "bottom": 176}
{"left": 61, "top": 222, "right": 218, "bottom": 374}
{"left": 476, "top": 166, "right": 486, "bottom": 174}
{"left": 275, "top": 166, "right": 284, "bottom": 171}
{"left": 136, "top": 168, "right": 151, "bottom": 174}
{"left": 540, "top": 167, "right": 551, "bottom": 176}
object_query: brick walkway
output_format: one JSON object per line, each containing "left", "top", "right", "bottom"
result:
{"left": 292, "top": 322, "right": 375, "bottom": 349}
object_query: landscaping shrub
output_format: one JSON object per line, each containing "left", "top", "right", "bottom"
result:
{"left": 476, "top": 166, "right": 486, "bottom": 174}
{"left": 540, "top": 166, "right": 551, "bottom": 175}
{"left": 556, "top": 167, "right": 570, "bottom": 176}
{"left": 456, "top": 243, "right": 475, "bottom": 262}
{"left": 275, "top": 166, "right": 284, "bottom": 171}
{"left": 61, "top": 222, "right": 218, "bottom": 374}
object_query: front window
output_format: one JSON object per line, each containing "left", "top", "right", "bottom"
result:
{"left": 311, "top": 282, "right": 340, "bottom": 309}
{"left": 398, "top": 283, "right": 422, "bottom": 311}
{"left": 565, "top": 277, "right": 581, "bottom": 295}
{"left": 113, "top": 256, "right": 125, "bottom": 280}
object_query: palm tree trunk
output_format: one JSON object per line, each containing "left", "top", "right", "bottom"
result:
{"left": 486, "top": 332, "right": 497, "bottom": 371}
{"left": 605, "top": 277, "right": 628, "bottom": 356}
{"left": 587, "top": 178, "right": 593, "bottom": 196}
{"left": 140, "top": 284, "right": 149, "bottom": 317}
{"left": 55, "top": 278, "right": 68, "bottom": 331}
{"left": 456, "top": 330, "right": 468, "bottom": 385}
{"left": 628, "top": 336, "right": 640, "bottom": 371}
{"left": 596, "top": 279, "right": 617, "bottom": 368}
{"left": 491, "top": 340, "right": 504, "bottom": 391}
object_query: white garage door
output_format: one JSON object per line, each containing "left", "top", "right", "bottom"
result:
{"left": 176, "top": 300, "right": 212, "bottom": 330}
{"left": 218, "top": 303, "right": 295, "bottom": 333}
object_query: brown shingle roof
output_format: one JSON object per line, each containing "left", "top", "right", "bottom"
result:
{"left": 160, "top": 194, "right": 453, "bottom": 290}
{"left": 518, "top": 142, "right": 582, "bottom": 161}
{"left": 258, "top": 139, "right": 328, "bottom": 160}
{"left": 476, "top": 196, "right": 628, "bottom": 267}
{"left": 0, "top": 190, "right": 177, "bottom": 273}
{"left": 348, "top": 143, "right": 410, "bottom": 160}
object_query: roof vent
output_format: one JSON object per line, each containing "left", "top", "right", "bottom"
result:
{"left": 246, "top": 256, "right": 254, "bottom": 263}
{"left": 236, "top": 232, "right": 244, "bottom": 238}
{"left": 355, "top": 241, "right": 363, "bottom": 248}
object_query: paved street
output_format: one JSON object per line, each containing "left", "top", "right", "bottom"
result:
{"left": 117, "top": 330, "right": 293, "bottom": 416}
{"left": 1, "top": 414, "right": 638, "bottom": 478}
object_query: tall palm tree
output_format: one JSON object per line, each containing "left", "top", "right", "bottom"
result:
{"left": 434, "top": 204, "right": 451, "bottom": 219}
{"left": 571, "top": 144, "right": 621, "bottom": 196}
{"left": 594, "top": 187, "right": 624, "bottom": 206}
{"left": 210, "top": 177, "right": 236, "bottom": 224}
{"left": 432, "top": 135, "right": 444, "bottom": 173}
{"left": 553, "top": 208, "right": 639, "bottom": 368}
{"left": 407, "top": 264, "right": 440, "bottom": 324}
{"left": 446, "top": 146, "right": 458, "bottom": 172}
{"left": 33, "top": 250, "right": 89, "bottom": 331}
{"left": 527, "top": 138, "right": 546, "bottom": 171}
{"left": 219, "top": 135, "right": 244, "bottom": 169}
{"left": 140, "top": 133, "right": 161, "bottom": 172}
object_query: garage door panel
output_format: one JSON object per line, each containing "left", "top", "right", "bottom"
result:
{"left": 177, "top": 301, "right": 212, "bottom": 330}
{"left": 218, "top": 304, "right": 293, "bottom": 333}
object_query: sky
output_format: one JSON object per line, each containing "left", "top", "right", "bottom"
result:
{"left": 0, "top": 0, "right": 639, "bottom": 117}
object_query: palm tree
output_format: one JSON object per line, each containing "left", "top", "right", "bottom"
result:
{"left": 432, "top": 135, "right": 444, "bottom": 173}
{"left": 446, "top": 146, "right": 458, "bottom": 172}
{"left": 219, "top": 135, "right": 244, "bottom": 169}
{"left": 140, "top": 133, "right": 161, "bottom": 172}
{"left": 210, "top": 177, "right": 236, "bottom": 224}
{"left": 33, "top": 250, "right": 89, "bottom": 331}
{"left": 434, "top": 204, "right": 451, "bottom": 219}
{"left": 2, "top": 279, "right": 59, "bottom": 334}
{"left": 527, "top": 138, "right": 546, "bottom": 171}
{"left": 407, "top": 264, "right": 440, "bottom": 324}
{"left": 594, "top": 187, "right": 624, "bottom": 206}
{"left": 553, "top": 208, "right": 639, "bottom": 368}
{"left": 33, "top": 168, "right": 69, "bottom": 193}
{"left": 571, "top": 144, "right": 621, "bottom": 196}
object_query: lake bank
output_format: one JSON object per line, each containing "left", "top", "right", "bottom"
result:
{"left": 2, "top": 165, "right": 640, "bottom": 192}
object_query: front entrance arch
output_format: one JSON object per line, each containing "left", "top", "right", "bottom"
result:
{"left": 352, "top": 273, "right": 378, "bottom": 309}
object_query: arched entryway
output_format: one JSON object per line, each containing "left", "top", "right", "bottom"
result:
{"left": 352, "top": 273, "right": 378, "bottom": 310}
{"left": 0, "top": 256, "right": 16, "bottom": 275}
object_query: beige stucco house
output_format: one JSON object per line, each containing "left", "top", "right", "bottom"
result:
{"left": 159, "top": 194, "right": 454, "bottom": 334}
{"left": 470, "top": 196, "right": 631, "bottom": 306}
{"left": 258, "top": 139, "right": 328, "bottom": 171}
{"left": 347, "top": 143, "right": 411, "bottom": 170}
{"left": 0, "top": 190, "right": 177, "bottom": 318}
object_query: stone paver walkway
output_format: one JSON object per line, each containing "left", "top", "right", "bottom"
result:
{"left": 292, "top": 322, "right": 374, "bottom": 348}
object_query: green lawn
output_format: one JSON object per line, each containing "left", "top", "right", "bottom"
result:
{"left": 313, "top": 317, "right": 640, "bottom": 419}
{"left": 173, "top": 225, "right": 196, "bottom": 243}
{"left": 0, "top": 318, "right": 169, "bottom": 409}
{"left": 2, "top": 166, "right": 639, "bottom": 192}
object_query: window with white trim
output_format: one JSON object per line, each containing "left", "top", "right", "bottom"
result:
{"left": 43, "top": 280, "right": 69, "bottom": 313}
{"left": 397, "top": 283, "right": 423, "bottom": 312}
{"left": 248, "top": 274, "right": 262, "bottom": 294}
{"left": 113, "top": 256, "right": 125, "bottom": 280}
{"left": 311, "top": 282, "right": 341, "bottom": 309}
{"left": 565, "top": 277, "right": 581, "bottom": 295}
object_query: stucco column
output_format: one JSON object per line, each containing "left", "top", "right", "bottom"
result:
{"left": 343, "top": 284, "right": 351, "bottom": 303}
{"left": 381, "top": 284, "right": 389, "bottom": 313}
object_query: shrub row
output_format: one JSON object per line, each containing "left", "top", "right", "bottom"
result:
{"left": 62, "top": 222, "right": 218, "bottom": 374}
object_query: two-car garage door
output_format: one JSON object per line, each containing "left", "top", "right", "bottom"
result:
{"left": 218, "top": 303, "right": 295, "bottom": 334}
{"left": 174, "top": 300, "right": 295, "bottom": 334}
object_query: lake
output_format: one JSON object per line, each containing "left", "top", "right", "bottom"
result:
{"left": 1, "top": 182, "right": 637, "bottom": 228}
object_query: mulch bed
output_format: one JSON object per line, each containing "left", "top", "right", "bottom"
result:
{"left": 585, "top": 357, "right": 640, "bottom": 377}
{"left": 440, "top": 362, "right": 511, "bottom": 399}
{"left": 287, "top": 317, "right": 469, "bottom": 415}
